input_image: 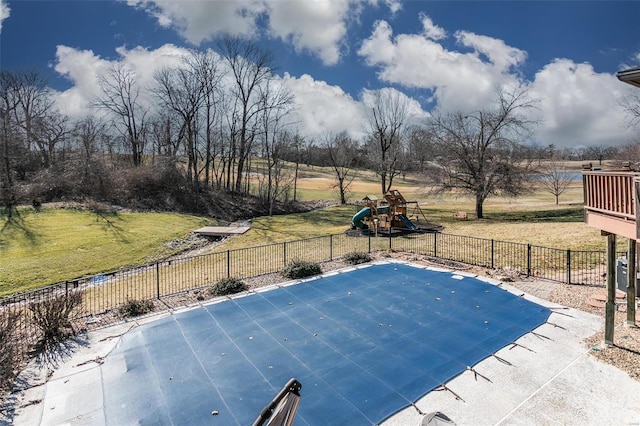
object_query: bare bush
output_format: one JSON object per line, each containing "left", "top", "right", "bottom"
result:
{"left": 26, "top": 156, "right": 115, "bottom": 203}
{"left": 0, "top": 310, "right": 21, "bottom": 392}
{"left": 118, "top": 299, "right": 154, "bottom": 318}
{"left": 28, "top": 291, "right": 83, "bottom": 351}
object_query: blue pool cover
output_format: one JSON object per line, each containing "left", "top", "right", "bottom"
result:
{"left": 101, "top": 263, "right": 550, "bottom": 424}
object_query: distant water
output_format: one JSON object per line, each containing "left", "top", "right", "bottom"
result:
{"left": 530, "top": 171, "right": 582, "bottom": 181}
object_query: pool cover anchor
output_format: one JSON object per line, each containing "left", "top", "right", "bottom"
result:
{"left": 466, "top": 366, "right": 492, "bottom": 383}
{"left": 434, "top": 384, "right": 465, "bottom": 402}
{"left": 253, "top": 378, "right": 302, "bottom": 426}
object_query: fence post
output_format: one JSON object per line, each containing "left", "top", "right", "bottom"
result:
{"left": 389, "top": 229, "right": 392, "bottom": 250}
{"left": 155, "top": 261, "right": 160, "bottom": 299}
{"left": 368, "top": 231, "right": 371, "bottom": 253}
{"left": 566, "top": 249, "right": 571, "bottom": 285}
{"left": 491, "top": 239, "right": 495, "bottom": 269}
{"left": 433, "top": 232, "right": 438, "bottom": 258}
{"left": 227, "top": 250, "right": 230, "bottom": 278}
{"left": 527, "top": 244, "right": 532, "bottom": 277}
{"left": 283, "top": 242, "right": 287, "bottom": 267}
{"left": 329, "top": 235, "right": 333, "bottom": 261}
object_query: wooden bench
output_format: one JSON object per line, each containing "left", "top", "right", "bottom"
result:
{"left": 453, "top": 211, "right": 468, "bottom": 220}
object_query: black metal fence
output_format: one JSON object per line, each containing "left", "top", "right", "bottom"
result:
{"left": 1, "top": 231, "right": 611, "bottom": 366}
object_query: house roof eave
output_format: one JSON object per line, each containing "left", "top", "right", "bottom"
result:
{"left": 617, "top": 66, "right": 640, "bottom": 88}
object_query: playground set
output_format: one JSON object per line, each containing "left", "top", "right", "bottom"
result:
{"left": 350, "top": 189, "right": 440, "bottom": 235}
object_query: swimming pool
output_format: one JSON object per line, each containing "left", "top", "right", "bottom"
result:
{"left": 97, "top": 262, "right": 550, "bottom": 424}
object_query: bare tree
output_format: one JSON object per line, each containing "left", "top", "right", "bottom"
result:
{"left": 147, "top": 111, "right": 182, "bottom": 159}
{"left": 617, "top": 140, "right": 640, "bottom": 163}
{"left": 364, "top": 89, "right": 409, "bottom": 194}
{"left": 324, "top": 131, "right": 358, "bottom": 205}
{"left": 0, "top": 71, "right": 19, "bottom": 209}
{"left": 427, "top": 86, "right": 538, "bottom": 219}
{"left": 191, "top": 52, "right": 222, "bottom": 189}
{"left": 537, "top": 160, "right": 574, "bottom": 205}
{"left": 621, "top": 91, "right": 640, "bottom": 128}
{"left": 0, "top": 70, "right": 59, "bottom": 208}
{"left": 220, "top": 37, "right": 278, "bottom": 193}
{"left": 73, "top": 116, "right": 106, "bottom": 164}
{"left": 407, "top": 127, "right": 435, "bottom": 172}
{"left": 11, "top": 70, "right": 54, "bottom": 154}
{"left": 256, "top": 79, "right": 294, "bottom": 214}
{"left": 585, "top": 144, "right": 616, "bottom": 165}
{"left": 94, "top": 64, "right": 147, "bottom": 166}
{"left": 153, "top": 54, "right": 206, "bottom": 190}
{"left": 290, "top": 133, "right": 304, "bottom": 202}
{"left": 32, "top": 110, "right": 69, "bottom": 167}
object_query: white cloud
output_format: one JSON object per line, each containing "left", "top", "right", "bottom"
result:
{"left": 267, "top": 1, "right": 350, "bottom": 66}
{"left": 419, "top": 14, "right": 445, "bottom": 41}
{"left": 113, "top": 44, "right": 187, "bottom": 84}
{"left": 358, "top": 18, "right": 521, "bottom": 112}
{"left": 360, "top": 86, "right": 430, "bottom": 128}
{"left": 357, "top": 16, "right": 640, "bottom": 148}
{"left": 0, "top": 0, "right": 10, "bottom": 33}
{"left": 53, "top": 46, "right": 111, "bottom": 117}
{"left": 52, "top": 43, "right": 373, "bottom": 141}
{"left": 530, "top": 59, "right": 637, "bottom": 147}
{"left": 454, "top": 30, "right": 526, "bottom": 72}
{"left": 125, "top": 0, "right": 396, "bottom": 66}
{"left": 383, "top": 0, "right": 402, "bottom": 16}
{"left": 282, "top": 73, "right": 366, "bottom": 140}
{"left": 52, "top": 44, "right": 191, "bottom": 118}
{"left": 126, "top": 0, "right": 266, "bottom": 44}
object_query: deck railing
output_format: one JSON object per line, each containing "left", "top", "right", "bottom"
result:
{"left": 583, "top": 170, "right": 639, "bottom": 220}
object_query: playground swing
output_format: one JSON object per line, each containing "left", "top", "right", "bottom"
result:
{"left": 350, "top": 189, "right": 435, "bottom": 235}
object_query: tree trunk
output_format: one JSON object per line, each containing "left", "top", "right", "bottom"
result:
{"left": 475, "top": 194, "right": 484, "bottom": 219}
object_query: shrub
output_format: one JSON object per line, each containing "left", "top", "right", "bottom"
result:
{"left": 0, "top": 311, "right": 21, "bottom": 393}
{"left": 210, "top": 277, "right": 247, "bottom": 297}
{"left": 343, "top": 251, "right": 372, "bottom": 265}
{"left": 119, "top": 299, "right": 155, "bottom": 318}
{"left": 29, "top": 291, "right": 83, "bottom": 350}
{"left": 282, "top": 260, "right": 322, "bottom": 279}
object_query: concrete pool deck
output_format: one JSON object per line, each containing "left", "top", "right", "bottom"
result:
{"left": 6, "top": 261, "right": 640, "bottom": 425}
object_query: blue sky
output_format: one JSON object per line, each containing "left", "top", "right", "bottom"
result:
{"left": 1, "top": 0, "right": 639, "bottom": 148}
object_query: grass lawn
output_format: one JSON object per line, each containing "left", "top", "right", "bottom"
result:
{"left": 0, "top": 208, "right": 212, "bottom": 297}
{"left": 2, "top": 163, "right": 624, "bottom": 297}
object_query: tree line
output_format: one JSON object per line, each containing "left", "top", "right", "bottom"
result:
{"left": 1, "top": 38, "right": 638, "bottom": 220}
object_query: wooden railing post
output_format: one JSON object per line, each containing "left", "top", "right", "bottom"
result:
{"left": 605, "top": 233, "right": 617, "bottom": 345}
{"left": 627, "top": 239, "right": 637, "bottom": 327}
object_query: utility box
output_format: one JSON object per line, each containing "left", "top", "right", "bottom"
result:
{"left": 616, "top": 258, "right": 640, "bottom": 296}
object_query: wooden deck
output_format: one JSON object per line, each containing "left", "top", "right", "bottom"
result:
{"left": 194, "top": 226, "right": 250, "bottom": 237}
{"left": 583, "top": 169, "right": 640, "bottom": 240}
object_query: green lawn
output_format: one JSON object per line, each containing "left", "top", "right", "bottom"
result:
{"left": 219, "top": 205, "right": 357, "bottom": 251}
{"left": 0, "top": 208, "right": 212, "bottom": 296}
{"left": 1, "top": 164, "right": 623, "bottom": 297}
